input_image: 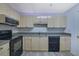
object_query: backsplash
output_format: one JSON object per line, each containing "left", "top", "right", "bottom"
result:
{"left": 18, "top": 27, "right": 65, "bottom": 33}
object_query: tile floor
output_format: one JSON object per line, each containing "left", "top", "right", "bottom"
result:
{"left": 21, "top": 51, "right": 74, "bottom": 56}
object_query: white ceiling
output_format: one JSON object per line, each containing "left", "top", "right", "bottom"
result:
{"left": 8, "top": 3, "right": 77, "bottom": 15}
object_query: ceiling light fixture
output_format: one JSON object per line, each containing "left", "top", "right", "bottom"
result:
{"left": 36, "top": 16, "right": 51, "bottom": 19}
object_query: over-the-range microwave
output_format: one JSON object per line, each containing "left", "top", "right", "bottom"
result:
{"left": 0, "top": 14, "right": 19, "bottom": 26}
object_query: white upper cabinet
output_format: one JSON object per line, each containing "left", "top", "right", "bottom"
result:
{"left": 25, "top": 16, "right": 34, "bottom": 27}
{"left": 35, "top": 16, "right": 48, "bottom": 24}
{"left": 55, "top": 16, "right": 67, "bottom": 27}
{"left": 19, "top": 16, "right": 48, "bottom": 27}
{"left": 19, "top": 15, "right": 67, "bottom": 28}
{"left": 48, "top": 16, "right": 67, "bottom": 28}
{"left": 19, "top": 16, "right": 34, "bottom": 27}
{"left": 48, "top": 16, "right": 55, "bottom": 27}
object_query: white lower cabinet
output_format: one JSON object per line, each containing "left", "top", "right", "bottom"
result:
{"left": 31, "top": 36, "right": 48, "bottom": 51}
{"left": 60, "top": 37, "right": 66, "bottom": 51}
{"left": 0, "top": 43, "right": 9, "bottom": 56}
{"left": 23, "top": 35, "right": 71, "bottom": 52}
{"left": 40, "top": 36, "right": 48, "bottom": 51}
{"left": 48, "top": 16, "right": 67, "bottom": 28}
{"left": 23, "top": 36, "right": 48, "bottom": 51}
{"left": 32, "top": 37, "right": 40, "bottom": 51}
{"left": 23, "top": 37, "right": 32, "bottom": 51}
{"left": 60, "top": 36, "right": 71, "bottom": 51}
{"left": 65, "top": 36, "right": 71, "bottom": 51}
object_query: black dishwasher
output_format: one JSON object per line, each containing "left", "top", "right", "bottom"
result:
{"left": 48, "top": 36, "right": 60, "bottom": 52}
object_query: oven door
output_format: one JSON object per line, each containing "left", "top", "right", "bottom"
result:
{"left": 10, "top": 36, "right": 23, "bottom": 56}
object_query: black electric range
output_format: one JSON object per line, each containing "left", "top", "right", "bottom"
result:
{"left": 0, "top": 30, "right": 23, "bottom": 56}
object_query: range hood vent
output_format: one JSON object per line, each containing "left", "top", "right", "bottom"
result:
{"left": 34, "top": 24, "right": 47, "bottom": 27}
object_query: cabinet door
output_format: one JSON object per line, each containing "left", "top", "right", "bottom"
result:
{"left": 19, "top": 16, "right": 27, "bottom": 27}
{"left": 54, "top": 16, "right": 59, "bottom": 27}
{"left": 35, "top": 16, "right": 48, "bottom": 24}
{"left": 54, "top": 16, "right": 67, "bottom": 28}
{"left": 60, "top": 36, "right": 66, "bottom": 51}
{"left": 60, "top": 36, "right": 71, "bottom": 51}
{"left": 65, "top": 36, "right": 71, "bottom": 51}
{"left": 26, "top": 16, "right": 33, "bottom": 27}
{"left": 32, "top": 37, "right": 40, "bottom": 51}
{"left": 23, "top": 37, "right": 32, "bottom": 51}
{"left": 19, "top": 16, "right": 33, "bottom": 27}
{"left": 48, "top": 16, "right": 67, "bottom": 28}
{"left": 34, "top": 16, "right": 41, "bottom": 24}
{"left": 60, "top": 17, "right": 66, "bottom": 28}
{"left": 40, "top": 36, "right": 48, "bottom": 51}
{"left": 48, "top": 17, "right": 55, "bottom": 27}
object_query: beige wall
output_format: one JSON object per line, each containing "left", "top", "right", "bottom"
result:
{"left": 0, "top": 3, "right": 20, "bottom": 20}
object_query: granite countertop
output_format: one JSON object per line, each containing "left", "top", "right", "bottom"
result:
{"left": 18, "top": 32, "right": 71, "bottom": 35}
{"left": 0, "top": 40, "right": 9, "bottom": 46}
{"left": 12, "top": 32, "right": 71, "bottom": 37}
{"left": 12, "top": 33, "right": 23, "bottom": 39}
{"left": 16, "top": 27, "right": 71, "bottom": 36}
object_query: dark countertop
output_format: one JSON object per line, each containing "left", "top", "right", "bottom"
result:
{"left": 12, "top": 32, "right": 71, "bottom": 37}
{"left": 18, "top": 32, "right": 71, "bottom": 35}
{"left": 12, "top": 33, "right": 22, "bottom": 39}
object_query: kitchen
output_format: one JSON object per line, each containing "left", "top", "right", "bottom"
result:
{"left": 0, "top": 3, "right": 79, "bottom": 56}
